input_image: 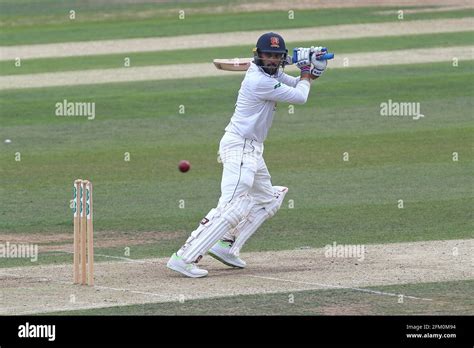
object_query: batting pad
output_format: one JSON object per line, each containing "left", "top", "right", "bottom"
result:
{"left": 180, "top": 194, "right": 253, "bottom": 263}
{"left": 229, "top": 186, "right": 288, "bottom": 256}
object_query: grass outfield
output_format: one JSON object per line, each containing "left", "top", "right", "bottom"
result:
{"left": 1, "top": 3, "right": 473, "bottom": 45}
{"left": 1, "top": 31, "right": 473, "bottom": 76}
{"left": 46, "top": 279, "right": 474, "bottom": 315}
{"left": 1, "top": 61, "right": 472, "bottom": 267}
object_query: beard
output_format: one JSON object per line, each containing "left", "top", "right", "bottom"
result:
{"left": 262, "top": 62, "right": 280, "bottom": 75}
{"left": 262, "top": 66, "right": 278, "bottom": 75}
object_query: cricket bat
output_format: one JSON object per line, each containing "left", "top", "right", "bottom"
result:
{"left": 213, "top": 49, "right": 334, "bottom": 72}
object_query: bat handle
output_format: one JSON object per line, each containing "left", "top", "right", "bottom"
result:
{"left": 318, "top": 53, "right": 334, "bottom": 60}
{"left": 291, "top": 48, "right": 334, "bottom": 64}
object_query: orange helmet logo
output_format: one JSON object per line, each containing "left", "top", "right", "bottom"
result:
{"left": 270, "top": 37, "right": 280, "bottom": 48}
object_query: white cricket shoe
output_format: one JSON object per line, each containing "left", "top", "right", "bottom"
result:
{"left": 209, "top": 241, "right": 247, "bottom": 268}
{"left": 167, "top": 253, "right": 208, "bottom": 278}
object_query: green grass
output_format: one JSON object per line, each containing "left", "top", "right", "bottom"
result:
{"left": 46, "top": 279, "right": 474, "bottom": 315}
{"left": 1, "top": 31, "right": 473, "bottom": 75}
{"left": 1, "top": 61, "right": 472, "bottom": 267}
{"left": 0, "top": 0, "right": 250, "bottom": 19}
{"left": 1, "top": 4, "right": 473, "bottom": 45}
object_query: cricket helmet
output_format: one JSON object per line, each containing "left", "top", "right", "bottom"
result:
{"left": 253, "top": 32, "right": 288, "bottom": 75}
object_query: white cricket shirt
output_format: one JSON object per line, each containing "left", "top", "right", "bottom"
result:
{"left": 225, "top": 62, "right": 311, "bottom": 143}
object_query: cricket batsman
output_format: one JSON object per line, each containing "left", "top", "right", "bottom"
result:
{"left": 167, "top": 32, "right": 330, "bottom": 277}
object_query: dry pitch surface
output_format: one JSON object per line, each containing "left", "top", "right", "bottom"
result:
{"left": 1, "top": 239, "right": 472, "bottom": 314}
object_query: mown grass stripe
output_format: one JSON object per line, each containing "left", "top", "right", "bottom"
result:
{"left": 1, "top": 7, "right": 473, "bottom": 46}
{"left": 1, "top": 31, "right": 472, "bottom": 76}
{"left": 2, "top": 46, "right": 472, "bottom": 90}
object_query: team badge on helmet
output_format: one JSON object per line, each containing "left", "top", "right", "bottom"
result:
{"left": 270, "top": 36, "right": 280, "bottom": 48}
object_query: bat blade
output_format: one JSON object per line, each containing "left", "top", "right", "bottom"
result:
{"left": 213, "top": 58, "right": 252, "bottom": 71}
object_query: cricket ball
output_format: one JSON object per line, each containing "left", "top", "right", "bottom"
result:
{"left": 178, "top": 160, "right": 191, "bottom": 173}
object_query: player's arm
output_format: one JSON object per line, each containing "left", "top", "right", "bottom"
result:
{"left": 277, "top": 68, "right": 314, "bottom": 86}
{"left": 256, "top": 77, "right": 311, "bottom": 104}
{"left": 276, "top": 71, "right": 318, "bottom": 84}
{"left": 277, "top": 72, "right": 300, "bottom": 87}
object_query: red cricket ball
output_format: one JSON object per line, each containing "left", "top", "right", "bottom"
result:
{"left": 178, "top": 160, "right": 191, "bottom": 173}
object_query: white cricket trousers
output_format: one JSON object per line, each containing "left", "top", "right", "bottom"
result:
{"left": 217, "top": 131, "right": 275, "bottom": 208}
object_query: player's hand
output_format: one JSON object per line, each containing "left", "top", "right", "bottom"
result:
{"left": 310, "top": 46, "right": 329, "bottom": 78}
{"left": 295, "top": 47, "right": 311, "bottom": 69}
{"left": 310, "top": 60, "right": 327, "bottom": 78}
